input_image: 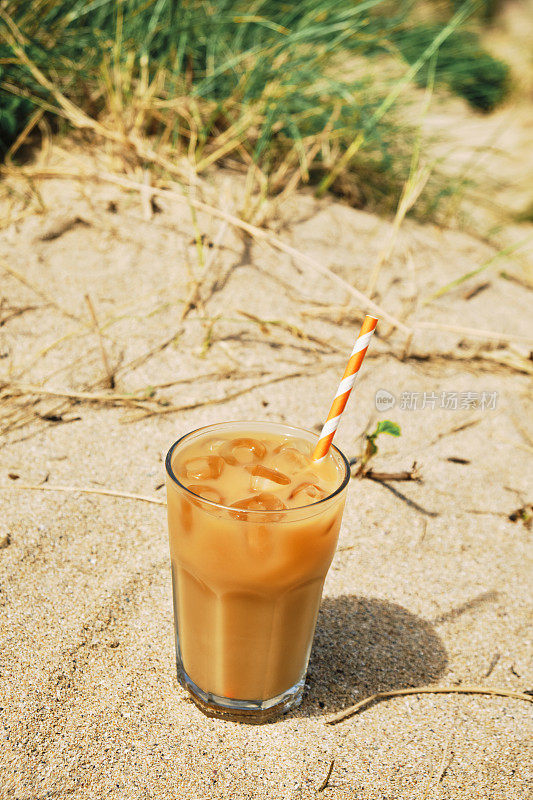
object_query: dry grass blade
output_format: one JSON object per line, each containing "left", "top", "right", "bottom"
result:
{"left": 238, "top": 310, "right": 342, "bottom": 353}
{"left": 269, "top": 102, "right": 342, "bottom": 206}
{"left": 408, "top": 349, "right": 532, "bottom": 376}
{"left": 365, "top": 161, "right": 431, "bottom": 298}
{"left": 478, "top": 350, "right": 533, "bottom": 376}
{"left": 85, "top": 294, "right": 115, "bottom": 388}
{"left": 141, "top": 169, "right": 153, "bottom": 221}
{"left": 112, "top": 329, "right": 183, "bottom": 379}
{"left": 301, "top": 306, "right": 533, "bottom": 364}
{"left": 124, "top": 369, "right": 309, "bottom": 421}
{"left": 326, "top": 685, "right": 533, "bottom": 725}
{"left": 194, "top": 111, "right": 256, "bottom": 173}
{"left": 0, "top": 408, "right": 44, "bottom": 438}
{"left": 1, "top": 383, "right": 163, "bottom": 410}
{"left": 366, "top": 58, "right": 436, "bottom": 299}
{"left": 18, "top": 484, "right": 166, "bottom": 506}
{"left": 112, "top": 174, "right": 412, "bottom": 334}
{"left": 299, "top": 302, "right": 356, "bottom": 323}
{"left": 5, "top": 107, "right": 45, "bottom": 163}
{"left": 0, "top": 12, "right": 197, "bottom": 185}
{"left": 13, "top": 324, "right": 108, "bottom": 379}
{"left": 8, "top": 167, "right": 530, "bottom": 351}
{"left": 414, "top": 321, "right": 533, "bottom": 347}
{"left": 139, "top": 368, "right": 243, "bottom": 391}
{"left": 316, "top": 2, "right": 472, "bottom": 198}
{"left": 317, "top": 132, "right": 365, "bottom": 198}
{"left": 1, "top": 364, "right": 313, "bottom": 433}
{"left": 426, "top": 237, "right": 531, "bottom": 302}
{"left": 500, "top": 270, "right": 533, "bottom": 291}
{"left": 203, "top": 221, "right": 230, "bottom": 273}
{"left": 6, "top": 167, "right": 411, "bottom": 336}
{"left": 1, "top": 258, "right": 82, "bottom": 322}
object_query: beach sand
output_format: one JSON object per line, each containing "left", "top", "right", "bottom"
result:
{"left": 0, "top": 139, "right": 532, "bottom": 799}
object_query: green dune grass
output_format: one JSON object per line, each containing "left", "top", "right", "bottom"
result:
{"left": 0, "top": 1, "right": 510, "bottom": 216}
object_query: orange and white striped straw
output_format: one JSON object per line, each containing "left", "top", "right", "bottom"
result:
{"left": 312, "top": 315, "right": 378, "bottom": 462}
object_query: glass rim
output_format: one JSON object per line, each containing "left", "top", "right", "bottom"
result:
{"left": 165, "top": 420, "right": 351, "bottom": 517}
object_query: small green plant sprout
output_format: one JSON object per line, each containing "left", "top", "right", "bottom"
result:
{"left": 352, "top": 419, "right": 406, "bottom": 479}
{"left": 362, "top": 419, "right": 401, "bottom": 467}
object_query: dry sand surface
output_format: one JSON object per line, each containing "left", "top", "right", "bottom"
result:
{"left": 0, "top": 136, "right": 532, "bottom": 799}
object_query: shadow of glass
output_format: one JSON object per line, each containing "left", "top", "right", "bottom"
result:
{"left": 299, "top": 595, "right": 448, "bottom": 716}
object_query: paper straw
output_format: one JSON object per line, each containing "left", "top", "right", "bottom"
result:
{"left": 312, "top": 315, "right": 378, "bottom": 462}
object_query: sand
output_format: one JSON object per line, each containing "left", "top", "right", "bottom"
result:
{"left": 1, "top": 107, "right": 532, "bottom": 798}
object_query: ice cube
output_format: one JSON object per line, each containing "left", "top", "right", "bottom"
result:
{"left": 248, "top": 464, "right": 290, "bottom": 492}
{"left": 231, "top": 492, "right": 287, "bottom": 513}
{"left": 221, "top": 437, "right": 267, "bottom": 465}
{"left": 180, "top": 496, "right": 193, "bottom": 533}
{"left": 181, "top": 455, "right": 224, "bottom": 481}
{"left": 187, "top": 484, "right": 225, "bottom": 505}
{"left": 246, "top": 524, "right": 273, "bottom": 557}
{"left": 274, "top": 439, "right": 312, "bottom": 455}
{"left": 271, "top": 444, "right": 310, "bottom": 474}
{"left": 289, "top": 481, "right": 327, "bottom": 503}
{"left": 204, "top": 438, "right": 227, "bottom": 454}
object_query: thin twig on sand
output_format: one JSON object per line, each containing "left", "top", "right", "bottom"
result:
{"left": 7, "top": 167, "right": 410, "bottom": 335}
{"left": 38, "top": 215, "right": 90, "bottom": 241}
{"left": 18, "top": 484, "right": 166, "bottom": 505}
{"left": 326, "top": 685, "right": 533, "bottom": 725}
{"left": 317, "top": 759, "right": 335, "bottom": 792}
{"left": 0, "top": 303, "right": 42, "bottom": 327}
{"left": 419, "top": 724, "right": 455, "bottom": 800}
{"left": 426, "top": 417, "right": 482, "bottom": 447}
{"left": 364, "top": 464, "right": 421, "bottom": 482}
{"left": 483, "top": 653, "right": 500, "bottom": 679}
{"left": 463, "top": 281, "right": 491, "bottom": 301}
{"left": 351, "top": 460, "right": 421, "bottom": 482}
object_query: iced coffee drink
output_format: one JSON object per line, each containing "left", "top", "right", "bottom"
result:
{"left": 165, "top": 421, "right": 350, "bottom": 721}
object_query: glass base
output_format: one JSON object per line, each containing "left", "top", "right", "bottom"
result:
{"left": 176, "top": 662, "right": 305, "bottom": 723}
